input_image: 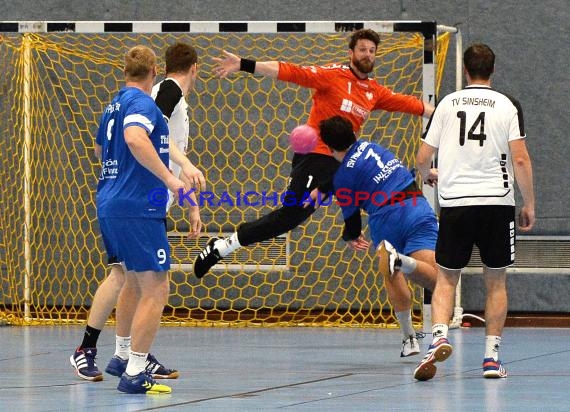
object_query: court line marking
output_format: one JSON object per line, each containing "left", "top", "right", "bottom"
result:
{"left": 132, "top": 373, "right": 354, "bottom": 411}
{"left": 280, "top": 348, "right": 570, "bottom": 408}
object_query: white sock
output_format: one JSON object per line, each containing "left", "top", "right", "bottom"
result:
{"left": 215, "top": 232, "right": 241, "bottom": 258}
{"left": 431, "top": 323, "right": 449, "bottom": 344}
{"left": 395, "top": 310, "right": 416, "bottom": 339}
{"left": 398, "top": 255, "right": 417, "bottom": 274}
{"left": 114, "top": 335, "right": 131, "bottom": 360}
{"left": 125, "top": 350, "right": 148, "bottom": 376}
{"left": 485, "top": 335, "right": 502, "bottom": 360}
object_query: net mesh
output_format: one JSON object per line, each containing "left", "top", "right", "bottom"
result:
{"left": 0, "top": 30, "right": 450, "bottom": 326}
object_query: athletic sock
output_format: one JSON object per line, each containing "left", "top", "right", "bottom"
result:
{"left": 398, "top": 255, "right": 417, "bottom": 274}
{"left": 395, "top": 310, "right": 416, "bottom": 339}
{"left": 79, "top": 325, "right": 101, "bottom": 350}
{"left": 125, "top": 350, "right": 148, "bottom": 376}
{"left": 485, "top": 335, "right": 502, "bottom": 361}
{"left": 114, "top": 335, "right": 131, "bottom": 360}
{"left": 215, "top": 232, "right": 241, "bottom": 258}
{"left": 431, "top": 323, "right": 449, "bottom": 344}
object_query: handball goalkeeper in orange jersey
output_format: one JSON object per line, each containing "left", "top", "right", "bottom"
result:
{"left": 194, "top": 29, "right": 435, "bottom": 356}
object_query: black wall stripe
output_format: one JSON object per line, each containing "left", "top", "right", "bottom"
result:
{"left": 0, "top": 21, "right": 443, "bottom": 34}
{"left": 0, "top": 22, "right": 19, "bottom": 32}
{"left": 392, "top": 22, "right": 437, "bottom": 64}
{"left": 219, "top": 22, "right": 248, "bottom": 32}
{"left": 394, "top": 21, "right": 437, "bottom": 38}
{"left": 277, "top": 22, "right": 305, "bottom": 32}
{"left": 162, "top": 22, "right": 190, "bottom": 32}
{"left": 47, "top": 22, "right": 75, "bottom": 32}
{"left": 104, "top": 22, "right": 133, "bottom": 32}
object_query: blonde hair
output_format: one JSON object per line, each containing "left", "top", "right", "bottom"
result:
{"left": 124, "top": 45, "right": 156, "bottom": 82}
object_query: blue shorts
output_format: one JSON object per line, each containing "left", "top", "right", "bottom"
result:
{"left": 368, "top": 196, "right": 438, "bottom": 255}
{"left": 99, "top": 217, "right": 170, "bottom": 272}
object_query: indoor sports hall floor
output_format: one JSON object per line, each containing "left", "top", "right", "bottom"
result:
{"left": 1, "top": 325, "right": 569, "bottom": 411}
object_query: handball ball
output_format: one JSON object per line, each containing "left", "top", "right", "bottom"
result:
{"left": 289, "top": 125, "right": 318, "bottom": 154}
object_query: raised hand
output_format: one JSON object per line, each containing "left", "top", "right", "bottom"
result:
{"left": 212, "top": 50, "right": 241, "bottom": 78}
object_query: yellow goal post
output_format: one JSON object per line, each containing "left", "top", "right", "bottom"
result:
{"left": 0, "top": 21, "right": 458, "bottom": 327}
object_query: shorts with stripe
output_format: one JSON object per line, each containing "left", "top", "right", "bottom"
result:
{"left": 436, "top": 205, "right": 516, "bottom": 270}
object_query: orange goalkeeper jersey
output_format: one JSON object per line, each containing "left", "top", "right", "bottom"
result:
{"left": 277, "top": 61, "right": 425, "bottom": 156}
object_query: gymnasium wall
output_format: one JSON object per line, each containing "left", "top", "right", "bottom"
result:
{"left": 2, "top": 0, "right": 568, "bottom": 313}
{"left": 2, "top": 0, "right": 567, "bottom": 234}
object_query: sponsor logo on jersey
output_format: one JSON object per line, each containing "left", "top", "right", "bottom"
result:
{"left": 100, "top": 158, "right": 119, "bottom": 180}
{"left": 105, "top": 102, "right": 121, "bottom": 114}
{"left": 340, "top": 98, "right": 370, "bottom": 119}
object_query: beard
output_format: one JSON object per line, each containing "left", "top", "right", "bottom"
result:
{"left": 352, "top": 58, "right": 374, "bottom": 74}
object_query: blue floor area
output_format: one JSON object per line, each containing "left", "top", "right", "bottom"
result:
{"left": 1, "top": 325, "right": 569, "bottom": 411}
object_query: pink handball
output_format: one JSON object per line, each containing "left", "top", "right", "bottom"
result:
{"left": 289, "top": 125, "right": 318, "bottom": 154}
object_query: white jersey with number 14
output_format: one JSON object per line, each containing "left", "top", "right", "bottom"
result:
{"left": 423, "top": 85, "right": 525, "bottom": 207}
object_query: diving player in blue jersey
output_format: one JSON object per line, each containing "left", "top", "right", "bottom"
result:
{"left": 318, "top": 115, "right": 439, "bottom": 358}
{"left": 70, "top": 45, "right": 183, "bottom": 395}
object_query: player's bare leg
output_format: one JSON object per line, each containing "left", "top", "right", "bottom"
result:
{"left": 383, "top": 270, "right": 420, "bottom": 357}
{"left": 414, "top": 267, "right": 458, "bottom": 380}
{"left": 482, "top": 266, "right": 508, "bottom": 378}
{"left": 117, "top": 270, "right": 172, "bottom": 394}
{"left": 87, "top": 265, "right": 125, "bottom": 330}
{"left": 70, "top": 265, "right": 125, "bottom": 381}
{"left": 406, "top": 249, "right": 437, "bottom": 291}
{"left": 379, "top": 243, "right": 438, "bottom": 357}
{"left": 107, "top": 268, "right": 179, "bottom": 380}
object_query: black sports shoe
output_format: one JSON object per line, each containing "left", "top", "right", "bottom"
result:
{"left": 70, "top": 347, "right": 103, "bottom": 381}
{"left": 194, "top": 237, "right": 222, "bottom": 278}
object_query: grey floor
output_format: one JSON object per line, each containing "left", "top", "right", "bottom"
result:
{"left": 1, "top": 325, "right": 569, "bottom": 411}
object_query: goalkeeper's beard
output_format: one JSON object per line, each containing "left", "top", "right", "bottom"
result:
{"left": 352, "top": 58, "right": 375, "bottom": 74}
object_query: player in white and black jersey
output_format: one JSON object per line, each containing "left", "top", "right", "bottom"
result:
{"left": 72, "top": 43, "right": 204, "bottom": 384}
{"left": 152, "top": 46, "right": 206, "bottom": 208}
{"left": 413, "top": 43, "right": 535, "bottom": 381}
{"left": 420, "top": 80, "right": 525, "bottom": 207}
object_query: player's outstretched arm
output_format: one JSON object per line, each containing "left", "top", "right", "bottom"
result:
{"left": 212, "top": 50, "right": 240, "bottom": 77}
{"left": 212, "top": 50, "right": 279, "bottom": 79}
{"left": 422, "top": 102, "right": 435, "bottom": 117}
